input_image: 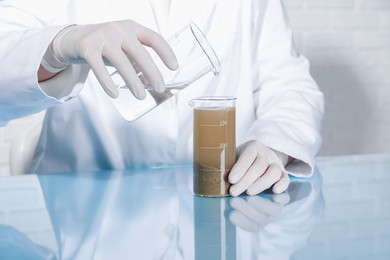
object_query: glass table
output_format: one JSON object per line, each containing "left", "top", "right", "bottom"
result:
{"left": 1, "top": 154, "right": 389, "bottom": 259}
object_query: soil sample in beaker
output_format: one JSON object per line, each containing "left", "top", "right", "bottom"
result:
{"left": 192, "top": 99, "right": 236, "bottom": 197}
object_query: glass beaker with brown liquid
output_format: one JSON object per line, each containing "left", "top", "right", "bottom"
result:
{"left": 189, "top": 97, "right": 237, "bottom": 197}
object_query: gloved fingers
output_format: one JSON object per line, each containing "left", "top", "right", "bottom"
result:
{"left": 246, "top": 196, "right": 282, "bottom": 217}
{"left": 122, "top": 39, "right": 166, "bottom": 93}
{"left": 246, "top": 163, "right": 283, "bottom": 195}
{"left": 272, "top": 171, "right": 290, "bottom": 194}
{"left": 85, "top": 54, "right": 119, "bottom": 98}
{"left": 104, "top": 48, "right": 146, "bottom": 99}
{"left": 136, "top": 25, "right": 179, "bottom": 70}
{"left": 228, "top": 144, "right": 258, "bottom": 184}
{"left": 229, "top": 156, "right": 269, "bottom": 197}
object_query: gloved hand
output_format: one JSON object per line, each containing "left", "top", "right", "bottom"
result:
{"left": 229, "top": 140, "right": 290, "bottom": 196}
{"left": 41, "top": 20, "right": 178, "bottom": 99}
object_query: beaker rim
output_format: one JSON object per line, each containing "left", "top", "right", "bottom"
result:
{"left": 191, "top": 96, "right": 237, "bottom": 101}
{"left": 188, "top": 96, "right": 237, "bottom": 108}
{"left": 189, "top": 21, "right": 221, "bottom": 75}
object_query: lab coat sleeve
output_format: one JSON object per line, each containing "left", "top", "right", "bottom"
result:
{"left": 0, "top": 4, "right": 89, "bottom": 126}
{"left": 244, "top": 0, "right": 324, "bottom": 177}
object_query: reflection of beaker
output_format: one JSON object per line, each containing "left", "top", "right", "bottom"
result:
{"left": 111, "top": 22, "right": 221, "bottom": 122}
{"left": 189, "top": 97, "right": 236, "bottom": 197}
{"left": 194, "top": 196, "right": 236, "bottom": 260}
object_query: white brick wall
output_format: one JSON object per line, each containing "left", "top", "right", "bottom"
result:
{"left": 284, "top": 0, "right": 390, "bottom": 156}
{"left": 0, "top": 0, "right": 389, "bottom": 175}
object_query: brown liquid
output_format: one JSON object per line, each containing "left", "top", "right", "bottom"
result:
{"left": 193, "top": 107, "right": 236, "bottom": 197}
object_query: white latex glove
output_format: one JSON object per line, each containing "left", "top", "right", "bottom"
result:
{"left": 41, "top": 20, "right": 178, "bottom": 99}
{"left": 229, "top": 140, "right": 290, "bottom": 196}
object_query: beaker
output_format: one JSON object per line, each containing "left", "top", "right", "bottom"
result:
{"left": 111, "top": 22, "right": 221, "bottom": 122}
{"left": 189, "top": 97, "right": 237, "bottom": 197}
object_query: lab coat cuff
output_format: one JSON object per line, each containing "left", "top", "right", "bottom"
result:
{"left": 242, "top": 131, "right": 318, "bottom": 178}
{"left": 38, "top": 64, "right": 90, "bottom": 102}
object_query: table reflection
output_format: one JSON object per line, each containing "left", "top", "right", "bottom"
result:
{"left": 0, "top": 165, "right": 324, "bottom": 260}
{"left": 194, "top": 196, "right": 236, "bottom": 260}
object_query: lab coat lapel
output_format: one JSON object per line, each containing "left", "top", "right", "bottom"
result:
{"left": 168, "top": 0, "right": 220, "bottom": 36}
{"left": 149, "top": 0, "right": 219, "bottom": 38}
{"left": 168, "top": 0, "right": 196, "bottom": 35}
{"left": 165, "top": 0, "right": 200, "bottom": 36}
{"left": 149, "top": 0, "right": 171, "bottom": 35}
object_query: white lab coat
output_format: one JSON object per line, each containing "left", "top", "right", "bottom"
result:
{"left": 0, "top": 0, "right": 324, "bottom": 176}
